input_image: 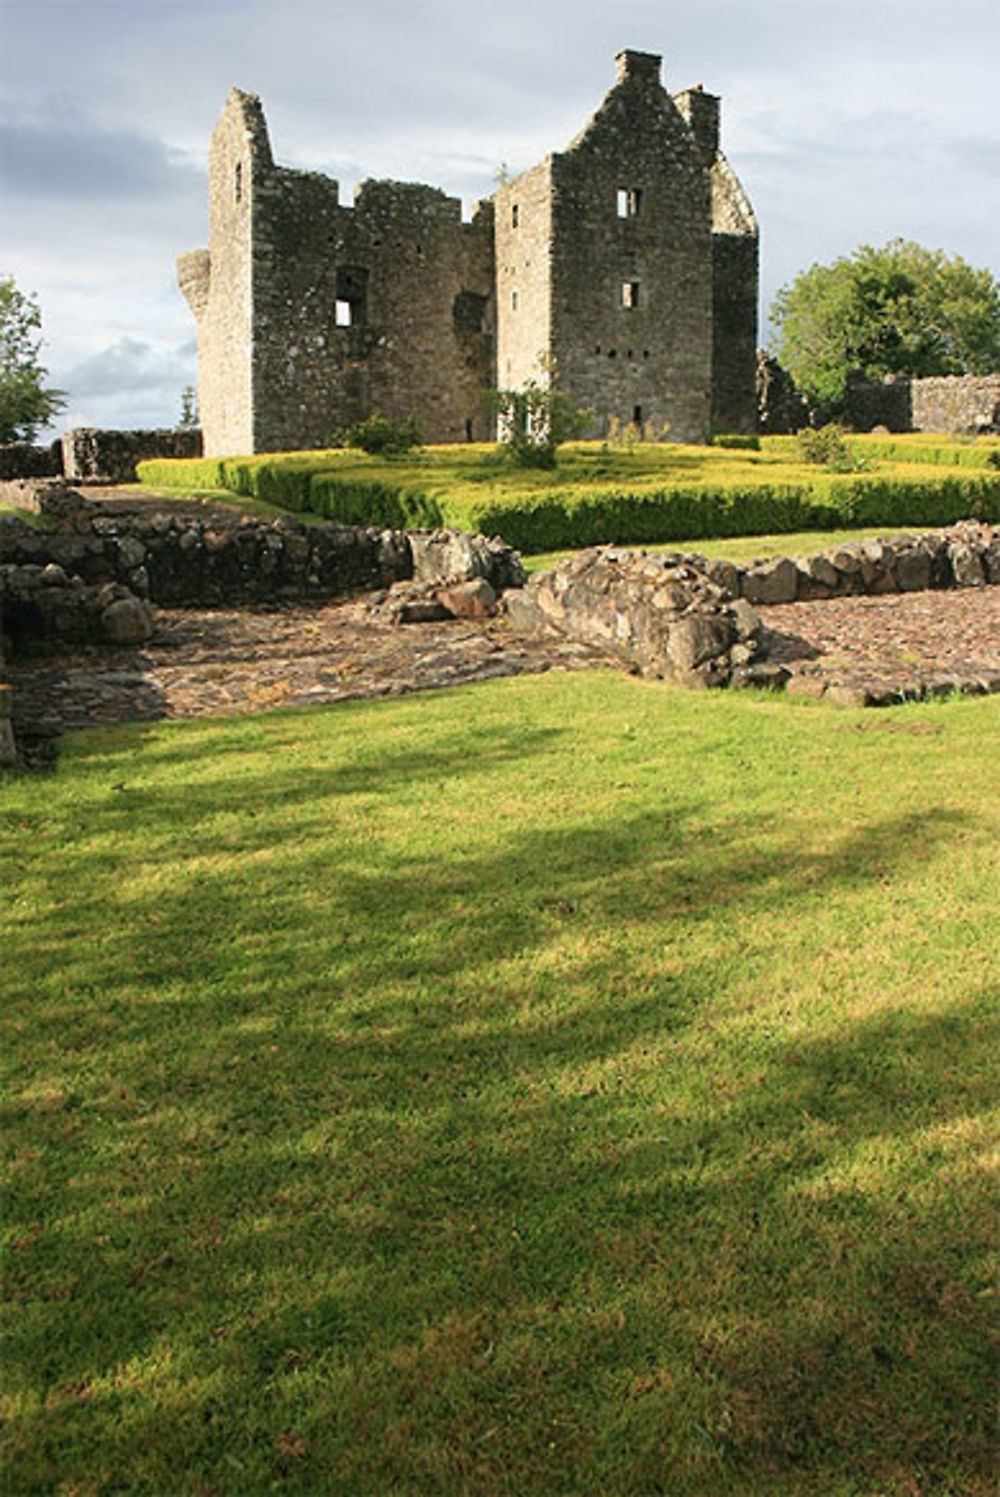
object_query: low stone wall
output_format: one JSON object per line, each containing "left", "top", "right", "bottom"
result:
{"left": 62, "top": 428, "right": 204, "bottom": 484}
{"left": 911, "top": 376, "right": 1000, "bottom": 436}
{"left": 504, "top": 522, "right": 999, "bottom": 688}
{"left": 756, "top": 363, "right": 1000, "bottom": 436}
{"left": 506, "top": 547, "right": 771, "bottom": 688}
{"left": 0, "top": 495, "right": 524, "bottom": 764}
{"left": 0, "top": 441, "right": 63, "bottom": 481}
{"left": 0, "top": 494, "right": 523, "bottom": 651}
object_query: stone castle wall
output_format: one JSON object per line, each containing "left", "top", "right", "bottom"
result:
{"left": 181, "top": 51, "right": 759, "bottom": 456}
{"left": 542, "top": 57, "right": 715, "bottom": 443}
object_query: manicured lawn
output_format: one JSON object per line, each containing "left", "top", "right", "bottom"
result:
{"left": 2, "top": 676, "right": 997, "bottom": 1495}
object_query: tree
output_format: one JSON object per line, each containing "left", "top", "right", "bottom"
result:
{"left": 0, "top": 275, "right": 66, "bottom": 443}
{"left": 769, "top": 240, "right": 1000, "bottom": 404}
{"left": 487, "top": 356, "right": 591, "bottom": 468}
{"left": 178, "top": 385, "right": 199, "bottom": 430}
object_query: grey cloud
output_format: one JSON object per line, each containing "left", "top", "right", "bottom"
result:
{"left": 61, "top": 337, "right": 197, "bottom": 401}
{"left": 0, "top": 101, "right": 201, "bottom": 202}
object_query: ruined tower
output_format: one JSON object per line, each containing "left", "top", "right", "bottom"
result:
{"left": 180, "top": 50, "right": 758, "bottom": 455}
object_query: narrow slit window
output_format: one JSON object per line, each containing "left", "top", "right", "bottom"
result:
{"left": 621, "top": 281, "right": 640, "bottom": 309}
{"left": 235, "top": 162, "right": 243, "bottom": 203}
{"left": 512, "top": 204, "right": 519, "bottom": 228}
{"left": 617, "top": 187, "right": 642, "bottom": 218}
{"left": 511, "top": 289, "right": 518, "bottom": 311}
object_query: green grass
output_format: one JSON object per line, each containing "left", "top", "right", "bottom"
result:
{"left": 2, "top": 677, "right": 997, "bottom": 1495}
{"left": 521, "top": 526, "right": 923, "bottom": 574}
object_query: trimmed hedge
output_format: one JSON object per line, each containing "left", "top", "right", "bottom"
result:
{"left": 137, "top": 450, "right": 1000, "bottom": 553}
{"left": 761, "top": 434, "right": 1000, "bottom": 470}
{"left": 453, "top": 474, "right": 999, "bottom": 552}
{"left": 138, "top": 457, "right": 229, "bottom": 490}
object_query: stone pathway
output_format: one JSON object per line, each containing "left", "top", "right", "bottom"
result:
{"left": 7, "top": 593, "right": 620, "bottom": 743}
{"left": 7, "top": 584, "right": 1000, "bottom": 754}
{"left": 758, "top": 587, "right": 1000, "bottom": 704}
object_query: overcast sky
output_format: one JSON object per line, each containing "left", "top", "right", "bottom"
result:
{"left": 2, "top": 0, "right": 997, "bottom": 435}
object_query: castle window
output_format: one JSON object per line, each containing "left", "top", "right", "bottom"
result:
{"left": 511, "top": 290, "right": 518, "bottom": 311}
{"left": 512, "top": 204, "right": 519, "bottom": 228}
{"left": 336, "top": 266, "right": 368, "bottom": 327}
{"left": 617, "top": 187, "right": 642, "bottom": 218}
{"left": 235, "top": 162, "right": 243, "bottom": 203}
{"left": 621, "top": 281, "right": 641, "bottom": 309}
{"left": 633, "top": 405, "right": 643, "bottom": 425}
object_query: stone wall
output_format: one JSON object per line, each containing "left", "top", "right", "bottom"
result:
{"left": 0, "top": 441, "right": 63, "bottom": 481}
{"left": 839, "top": 371, "right": 912, "bottom": 433}
{"left": 181, "top": 52, "right": 758, "bottom": 456}
{"left": 911, "top": 375, "right": 1000, "bottom": 435}
{"left": 505, "top": 521, "right": 999, "bottom": 688}
{"left": 0, "top": 498, "right": 522, "bottom": 634}
{"left": 183, "top": 89, "right": 495, "bottom": 455}
{"left": 62, "top": 428, "right": 203, "bottom": 484}
{"left": 758, "top": 364, "right": 1000, "bottom": 437}
{"left": 551, "top": 57, "right": 717, "bottom": 445}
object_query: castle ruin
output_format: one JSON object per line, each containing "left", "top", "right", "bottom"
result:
{"left": 179, "top": 49, "right": 758, "bottom": 456}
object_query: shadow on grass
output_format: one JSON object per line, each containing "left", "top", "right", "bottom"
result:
{"left": 3, "top": 730, "right": 995, "bottom": 1495}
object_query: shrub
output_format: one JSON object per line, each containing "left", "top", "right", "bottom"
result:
{"left": 340, "top": 412, "right": 422, "bottom": 457}
{"left": 710, "top": 432, "right": 761, "bottom": 451}
{"left": 797, "top": 423, "right": 868, "bottom": 472}
{"left": 487, "top": 360, "right": 591, "bottom": 468}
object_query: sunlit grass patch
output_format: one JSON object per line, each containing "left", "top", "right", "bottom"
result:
{"left": 2, "top": 677, "right": 997, "bottom": 1494}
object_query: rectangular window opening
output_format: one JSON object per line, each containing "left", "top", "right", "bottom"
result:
{"left": 511, "top": 289, "right": 518, "bottom": 311}
{"left": 621, "top": 281, "right": 640, "bottom": 310}
{"left": 617, "top": 187, "right": 642, "bottom": 218}
{"left": 335, "top": 265, "right": 369, "bottom": 327}
{"left": 633, "top": 405, "right": 643, "bottom": 426}
{"left": 512, "top": 204, "right": 519, "bottom": 228}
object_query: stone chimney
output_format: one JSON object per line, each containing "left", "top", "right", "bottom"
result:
{"left": 615, "top": 50, "right": 663, "bottom": 86}
{"left": 674, "top": 85, "right": 720, "bottom": 167}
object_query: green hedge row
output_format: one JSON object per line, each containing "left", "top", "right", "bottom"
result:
{"left": 854, "top": 441, "right": 1000, "bottom": 471}
{"left": 454, "top": 474, "right": 1000, "bottom": 552}
{"left": 138, "top": 457, "right": 230, "bottom": 490}
{"left": 137, "top": 457, "right": 999, "bottom": 553}
{"left": 760, "top": 435, "right": 1000, "bottom": 470}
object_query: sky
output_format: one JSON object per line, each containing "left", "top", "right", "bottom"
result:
{"left": 1, "top": 0, "right": 997, "bottom": 436}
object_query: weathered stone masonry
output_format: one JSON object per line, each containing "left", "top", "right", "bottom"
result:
{"left": 180, "top": 49, "right": 758, "bottom": 456}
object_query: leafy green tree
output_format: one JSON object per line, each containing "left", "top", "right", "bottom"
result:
{"left": 487, "top": 356, "right": 591, "bottom": 468}
{"left": 0, "top": 275, "right": 65, "bottom": 442}
{"left": 769, "top": 240, "right": 1000, "bottom": 404}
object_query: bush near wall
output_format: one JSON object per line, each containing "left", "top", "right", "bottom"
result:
{"left": 138, "top": 445, "right": 1000, "bottom": 553}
